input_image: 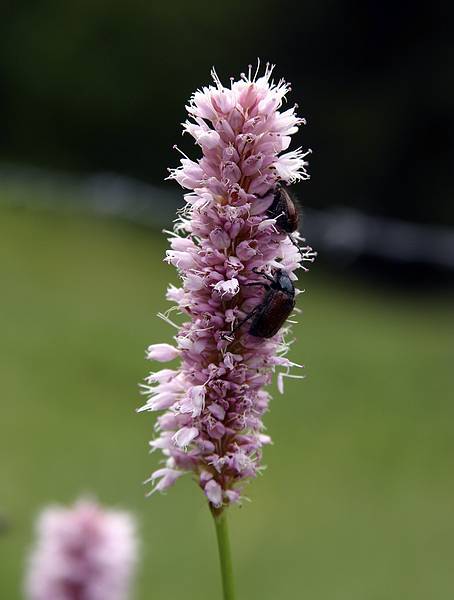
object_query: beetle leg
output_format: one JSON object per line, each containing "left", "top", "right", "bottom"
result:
{"left": 230, "top": 305, "right": 261, "bottom": 334}
{"left": 288, "top": 234, "right": 313, "bottom": 261}
{"left": 220, "top": 305, "right": 261, "bottom": 340}
{"left": 288, "top": 234, "right": 301, "bottom": 251}
{"left": 243, "top": 282, "right": 270, "bottom": 289}
{"left": 251, "top": 267, "right": 275, "bottom": 283}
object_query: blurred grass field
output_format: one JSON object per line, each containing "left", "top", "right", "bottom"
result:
{"left": 0, "top": 201, "right": 453, "bottom": 599}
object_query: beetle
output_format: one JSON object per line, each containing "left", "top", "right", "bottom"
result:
{"left": 266, "top": 184, "right": 312, "bottom": 260}
{"left": 232, "top": 269, "right": 296, "bottom": 339}
{"left": 266, "top": 184, "right": 299, "bottom": 234}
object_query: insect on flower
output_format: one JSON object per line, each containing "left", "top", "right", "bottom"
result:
{"left": 233, "top": 268, "right": 296, "bottom": 339}
{"left": 267, "top": 184, "right": 299, "bottom": 234}
{"left": 267, "top": 184, "right": 310, "bottom": 258}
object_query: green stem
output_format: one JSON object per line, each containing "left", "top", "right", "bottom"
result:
{"left": 212, "top": 509, "right": 236, "bottom": 600}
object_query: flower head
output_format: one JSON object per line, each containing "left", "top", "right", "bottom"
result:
{"left": 141, "top": 62, "right": 315, "bottom": 509}
{"left": 25, "top": 499, "right": 138, "bottom": 600}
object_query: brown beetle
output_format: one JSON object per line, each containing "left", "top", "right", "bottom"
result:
{"left": 266, "top": 185, "right": 299, "bottom": 234}
{"left": 266, "top": 184, "right": 309, "bottom": 259}
{"left": 233, "top": 269, "right": 296, "bottom": 339}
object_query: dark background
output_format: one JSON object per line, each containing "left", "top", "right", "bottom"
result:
{"left": 1, "top": 1, "right": 452, "bottom": 226}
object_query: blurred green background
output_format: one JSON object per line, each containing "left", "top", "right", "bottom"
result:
{"left": 1, "top": 0, "right": 454, "bottom": 598}
{"left": 0, "top": 200, "right": 453, "bottom": 598}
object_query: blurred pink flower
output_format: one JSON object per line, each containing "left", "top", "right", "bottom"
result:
{"left": 140, "top": 62, "right": 315, "bottom": 509}
{"left": 25, "top": 499, "right": 138, "bottom": 600}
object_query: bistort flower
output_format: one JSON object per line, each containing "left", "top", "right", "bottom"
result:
{"left": 140, "top": 62, "right": 315, "bottom": 510}
{"left": 25, "top": 499, "right": 138, "bottom": 600}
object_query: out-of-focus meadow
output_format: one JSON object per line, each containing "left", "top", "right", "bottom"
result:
{"left": 1, "top": 195, "right": 453, "bottom": 599}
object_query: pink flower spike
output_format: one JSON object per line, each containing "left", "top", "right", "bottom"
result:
{"left": 141, "top": 63, "right": 314, "bottom": 508}
{"left": 24, "top": 499, "right": 138, "bottom": 600}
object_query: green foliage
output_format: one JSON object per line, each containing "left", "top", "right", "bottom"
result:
{"left": 0, "top": 202, "right": 453, "bottom": 599}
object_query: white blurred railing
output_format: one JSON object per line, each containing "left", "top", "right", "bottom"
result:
{"left": 1, "top": 163, "right": 454, "bottom": 272}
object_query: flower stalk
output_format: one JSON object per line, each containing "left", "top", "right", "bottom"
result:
{"left": 212, "top": 509, "right": 236, "bottom": 600}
